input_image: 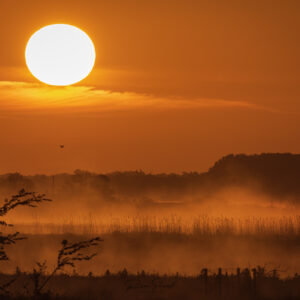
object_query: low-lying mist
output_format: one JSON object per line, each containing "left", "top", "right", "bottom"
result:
{"left": 1, "top": 185, "right": 299, "bottom": 277}
{"left": 1, "top": 154, "right": 300, "bottom": 276}
{"left": 3, "top": 184, "right": 300, "bottom": 226}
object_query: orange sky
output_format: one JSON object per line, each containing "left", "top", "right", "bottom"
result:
{"left": 0, "top": 0, "right": 300, "bottom": 174}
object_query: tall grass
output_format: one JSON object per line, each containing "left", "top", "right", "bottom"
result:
{"left": 4, "top": 215, "right": 300, "bottom": 238}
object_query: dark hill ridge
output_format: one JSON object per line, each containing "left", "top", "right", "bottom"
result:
{"left": 0, "top": 153, "right": 299, "bottom": 202}
{"left": 209, "top": 153, "right": 300, "bottom": 178}
{"left": 206, "top": 153, "right": 300, "bottom": 197}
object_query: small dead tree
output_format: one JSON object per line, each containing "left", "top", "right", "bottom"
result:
{"left": 0, "top": 189, "right": 51, "bottom": 261}
{"left": 30, "top": 237, "right": 103, "bottom": 298}
{"left": 0, "top": 190, "right": 102, "bottom": 298}
{"left": 0, "top": 189, "right": 51, "bottom": 295}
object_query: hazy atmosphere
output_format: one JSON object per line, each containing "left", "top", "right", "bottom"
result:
{"left": 0, "top": 1, "right": 299, "bottom": 299}
{"left": 1, "top": 0, "right": 300, "bottom": 174}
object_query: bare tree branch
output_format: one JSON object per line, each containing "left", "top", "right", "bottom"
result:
{"left": 0, "top": 189, "right": 51, "bottom": 296}
{"left": 32, "top": 237, "right": 103, "bottom": 296}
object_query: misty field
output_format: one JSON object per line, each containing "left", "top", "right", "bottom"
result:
{"left": 1, "top": 155, "right": 300, "bottom": 298}
{"left": 1, "top": 209, "right": 300, "bottom": 299}
{"left": 1, "top": 215, "right": 299, "bottom": 277}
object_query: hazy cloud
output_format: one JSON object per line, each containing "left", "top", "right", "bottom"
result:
{"left": 0, "top": 81, "right": 275, "bottom": 116}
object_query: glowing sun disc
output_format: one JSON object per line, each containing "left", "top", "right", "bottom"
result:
{"left": 25, "top": 24, "right": 96, "bottom": 86}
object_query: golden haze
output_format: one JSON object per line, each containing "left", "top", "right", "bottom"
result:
{"left": 0, "top": 0, "right": 300, "bottom": 174}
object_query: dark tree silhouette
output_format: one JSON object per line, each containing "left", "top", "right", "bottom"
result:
{"left": 0, "top": 189, "right": 51, "bottom": 261}
{"left": 30, "top": 237, "right": 103, "bottom": 297}
{"left": 0, "top": 190, "right": 102, "bottom": 298}
{"left": 0, "top": 189, "right": 51, "bottom": 296}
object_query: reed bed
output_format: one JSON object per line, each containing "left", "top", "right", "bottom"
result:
{"left": 4, "top": 215, "right": 300, "bottom": 238}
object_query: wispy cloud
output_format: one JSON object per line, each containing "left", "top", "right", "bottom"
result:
{"left": 0, "top": 81, "right": 276, "bottom": 115}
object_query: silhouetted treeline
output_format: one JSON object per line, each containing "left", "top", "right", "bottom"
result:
{"left": 207, "top": 153, "right": 300, "bottom": 198}
{"left": 0, "top": 153, "right": 300, "bottom": 205}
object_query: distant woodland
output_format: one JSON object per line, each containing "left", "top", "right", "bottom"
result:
{"left": 0, "top": 153, "right": 300, "bottom": 205}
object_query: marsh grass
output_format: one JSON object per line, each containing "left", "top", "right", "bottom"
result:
{"left": 4, "top": 215, "right": 300, "bottom": 238}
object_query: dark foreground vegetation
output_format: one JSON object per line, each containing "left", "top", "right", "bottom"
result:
{"left": 0, "top": 268, "right": 300, "bottom": 300}
{"left": 3, "top": 230, "right": 300, "bottom": 277}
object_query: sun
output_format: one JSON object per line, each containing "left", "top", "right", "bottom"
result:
{"left": 25, "top": 24, "right": 96, "bottom": 86}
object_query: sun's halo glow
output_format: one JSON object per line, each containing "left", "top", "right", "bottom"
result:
{"left": 25, "top": 24, "right": 96, "bottom": 86}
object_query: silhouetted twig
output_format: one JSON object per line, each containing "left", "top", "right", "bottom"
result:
{"left": 0, "top": 189, "right": 51, "bottom": 262}
{"left": 31, "top": 237, "right": 103, "bottom": 297}
{"left": 0, "top": 189, "right": 51, "bottom": 296}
